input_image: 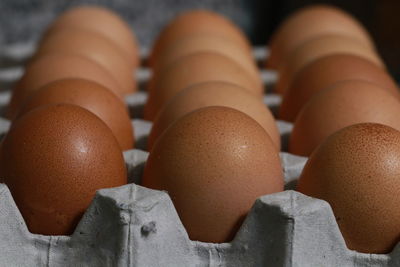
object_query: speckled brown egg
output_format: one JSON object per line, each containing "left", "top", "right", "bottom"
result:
{"left": 149, "top": 9, "right": 252, "bottom": 67}
{"left": 7, "top": 54, "right": 122, "bottom": 120}
{"left": 142, "top": 106, "right": 284, "bottom": 243}
{"left": 267, "top": 4, "right": 374, "bottom": 69}
{"left": 275, "top": 34, "right": 383, "bottom": 95}
{"left": 297, "top": 123, "right": 400, "bottom": 253}
{"left": 144, "top": 51, "right": 263, "bottom": 120}
{"left": 279, "top": 54, "right": 400, "bottom": 122}
{"left": 152, "top": 33, "right": 260, "bottom": 86}
{"left": 289, "top": 80, "right": 400, "bottom": 156}
{"left": 148, "top": 81, "right": 280, "bottom": 150}
{"left": 17, "top": 78, "right": 134, "bottom": 151}
{"left": 36, "top": 29, "right": 135, "bottom": 95}
{"left": 0, "top": 104, "right": 127, "bottom": 235}
{"left": 46, "top": 5, "right": 139, "bottom": 68}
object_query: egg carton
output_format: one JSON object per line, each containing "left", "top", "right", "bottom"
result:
{"left": 0, "top": 43, "right": 399, "bottom": 267}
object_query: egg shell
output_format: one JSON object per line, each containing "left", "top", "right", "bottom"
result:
{"left": 17, "top": 78, "right": 134, "bottom": 151}
{"left": 148, "top": 81, "right": 280, "bottom": 150}
{"left": 149, "top": 9, "right": 252, "bottom": 67}
{"left": 36, "top": 29, "right": 136, "bottom": 95}
{"left": 7, "top": 54, "right": 122, "bottom": 120}
{"left": 289, "top": 80, "right": 400, "bottom": 156}
{"left": 279, "top": 53, "right": 400, "bottom": 122}
{"left": 144, "top": 51, "right": 263, "bottom": 120}
{"left": 275, "top": 34, "right": 384, "bottom": 95}
{"left": 0, "top": 104, "right": 127, "bottom": 235}
{"left": 267, "top": 4, "right": 374, "bottom": 69}
{"left": 46, "top": 5, "right": 139, "bottom": 68}
{"left": 152, "top": 33, "right": 261, "bottom": 87}
{"left": 297, "top": 123, "right": 400, "bottom": 253}
{"left": 142, "top": 106, "right": 284, "bottom": 243}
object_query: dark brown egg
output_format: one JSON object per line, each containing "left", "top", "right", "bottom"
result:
{"left": 7, "top": 54, "right": 122, "bottom": 120}
{"left": 36, "top": 29, "right": 135, "bottom": 95}
{"left": 274, "top": 34, "right": 383, "bottom": 95}
{"left": 267, "top": 4, "right": 374, "bottom": 69}
{"left": 142, "top": 106, "right": 284, "bottom": 243}
{"left": 153, "top": 33, "right": 260, "bottom": 86}
{"left": 149, "top": 9, "right": 252, "bottom": 67}
{"left": 46, "top": 5, "right": 139, "bottom": 68}
{"left": 148, "top": 81, "right": 280, "bottom": 150}
{"left": 144, "top": 51, "right": 263, "bottom": 120}
{"left": 289, "top": 80, "right": 400, "bottom": 156}
{"left": 1, "top": 104, "right": 127, "bottom": 235}
{"left": 297, "top": 123, "right": 400, "bottom": 253}
{"left": 279, "top": 54, "right": 400, "bottom": 122}
{"left": 17, "top": 78, "right": 134, "bottom": 151}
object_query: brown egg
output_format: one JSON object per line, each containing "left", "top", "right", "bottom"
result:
{"left": 279, "top": 54, "right": 400, "bottom": 122}
{"left": 275, "top": 34, "right": 384, "bottom": 94}
{"left": 142, "top": 106, "right": 284, "bottom": 243}
{"left": 149, "top": 9, "right": 252, "bottom": 67}
{"left": 297, "top": 123, "right": 400, "bottom": 253}
{"left": 148, "top": 81, "right": 280, "bottom": 150}
{"left": 289, "top": 80, "right": 400, "bottom": 156}
{"left": 1, "top": 104, "right": 127, "bottom": 235}
{"left": 267, "top": 4, "right": 374, "bottom": 69}
{"left": 36, "top": 29, "right": 135, "bottom": 95}
{"left": 46, "top": 5, "right": 139, "bottom": 67}
{"left": 153, "top": 33, "right": 261, "bottom": 86}
{"left": 17, "top": 78, "right": 134, "bottom": 151}
{"left": 7, "top": 54, "right": 122, "bottom": 120}
{"left": 144, "top": 51, "right": 263, "bottom": 120}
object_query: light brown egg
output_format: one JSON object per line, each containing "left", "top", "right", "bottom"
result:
{"left": 36, "top": 29, "right": 135, "bottom": 95}
{"left": 153, "top": 33, "right": 260, "bottom": 86}
{"left": 7, "top": 54, "right": 122, "bottom": 120}
{"left": 144, "top": 51, "right": 263, "bottom": 120}
{"left": 297, "top": 123, "right": 400, "bottom": 253}
{"left": 46, "top": 5, "right": 139, "bottom": 67}
{"left": 148, "top": 81, "right": 280, "bottom": 150}
{"left": 279, "top": 54, "right": 400, "bottom": 122}
{"left": 289, "top": 80, "right": 400, "bottom": 156}
{"left": 1, "top": 104, "right": 127, "bottom": 235}
{"left": 142, "top": 106, "right": 284, "bottom": 243}
{"left": 17, "top": 78, "right": 134, "bottom": 151}
{"left": 275, "top": 34, "right": 384, "bottom": 94}
{"left": 267, "top": 4, "right": 374, "bottom": 69}
{"left": 149, "top": 9, "right": 252, "bottom": 67}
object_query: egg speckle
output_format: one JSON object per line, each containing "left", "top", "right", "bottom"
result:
{"left": 297, "top": 123, "right": 400, "bottom": 253}
{"left": 142, "top": 106, "right": 284, "bottom": 243}
{"left": 1, "top": 104, "right": 127, "bottom": 235}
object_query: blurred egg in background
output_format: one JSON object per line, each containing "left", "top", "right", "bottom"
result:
{"left": 1, "top": 0, "right": 400, "bottom": 81}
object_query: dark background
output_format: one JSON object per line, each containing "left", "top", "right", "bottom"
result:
{"left": 0, "top": 0, "right": 399, "bottom": 78}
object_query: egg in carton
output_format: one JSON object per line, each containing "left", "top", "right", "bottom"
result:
{"left": 0, "top": 43, "right": 399, "bottom": 267}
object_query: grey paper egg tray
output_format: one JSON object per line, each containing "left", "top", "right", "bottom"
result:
{"left": 0, "top": 43, "right": 399, "bottom": 267}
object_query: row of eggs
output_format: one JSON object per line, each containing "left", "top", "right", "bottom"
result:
{"left": 143, "top": 5, "right": 400, "bottom": 254}
{"left": 0, "top": 4, "right": 399, "bottom": 257}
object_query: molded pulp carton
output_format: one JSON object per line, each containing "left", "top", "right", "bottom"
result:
{"left": 0, "top": 44, "right": 398, "bottom": 267}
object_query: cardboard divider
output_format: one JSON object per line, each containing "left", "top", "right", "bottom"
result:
{"left": 0, "top": 43, "right": 398, "bottom": 266}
